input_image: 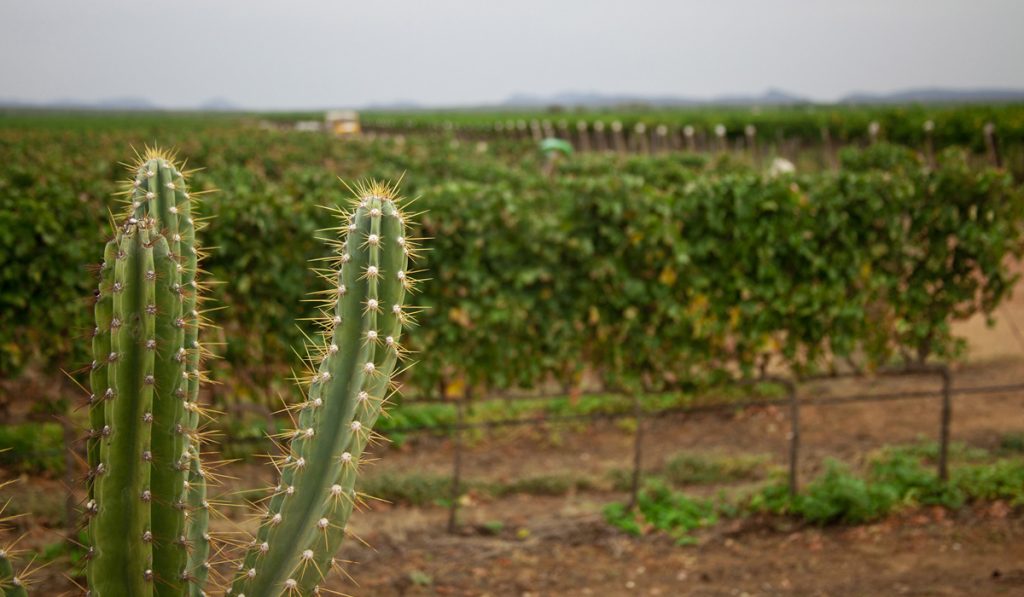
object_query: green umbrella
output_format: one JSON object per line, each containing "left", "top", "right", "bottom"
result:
{"left": 539, "top": 137, "right": 574, "bottom": 157}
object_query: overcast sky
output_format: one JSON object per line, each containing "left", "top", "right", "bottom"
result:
{"left": 1, "top": 0, "right": 1022, "bottom": 109}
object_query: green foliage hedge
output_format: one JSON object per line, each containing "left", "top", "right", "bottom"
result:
{"left": 2, "top": 118, "right": 1023, "bottom": 405}
{"left": 363, "top": 103, "right": 1024, "bottom": 151}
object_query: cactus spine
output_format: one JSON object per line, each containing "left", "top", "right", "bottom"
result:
{"left": 0, "top": 524, "right": 29, "bottom": 597}
{"left": 0, "top": 553, "right": 28, "bottom": 597}
{"left": 230, "top": 182, "right": 415, "bottom": 597}
{"left": 86, "top": 150, "right": 207, "bottom": 596}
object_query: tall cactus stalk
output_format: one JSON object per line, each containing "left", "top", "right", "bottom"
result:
{"left": 85, "top": 149, "right": 208, "bottom": 596}
{"left": 229, "top": 182, "right": 416, "bottom": 597}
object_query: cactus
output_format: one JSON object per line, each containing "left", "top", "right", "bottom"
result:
{"left": 229, "top": 181, "right": 416, "bottom": 596}
{"left": 76, "top": 151, "right": 417, "bottom": 596}
{"left": 85, "top": 150, "right": 208, "bottom": 596}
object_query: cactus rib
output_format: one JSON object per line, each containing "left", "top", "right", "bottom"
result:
{"left": 90, "top": 221, "right": 158, "bottom": 596}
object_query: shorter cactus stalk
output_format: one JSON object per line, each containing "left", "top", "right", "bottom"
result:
{"left": 231, "top": 181, "right": 417, "bottom": 596}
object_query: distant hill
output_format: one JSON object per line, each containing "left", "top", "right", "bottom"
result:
{"left": 3, "top": 87, "right": 1024, "bottom": 112}
{"left": 495, "top": 87, "right": 1024, "bottom": 110}
{"left": 198, "top": 97, "right": 241, "bottom": 111}
{"left": 361, "top": 99, "right": 425, "bottom": 111}
{"left": 839, "top": 87, "right": 1024, "bottom": 104}
{"left": 0, "top": 96, "right": 241, "bottom": 111}
{"left": 497, "top": 88, "right": 809, "bottom": 109}
{"left": 0, "top": 96, "right": 160, "bottom": 110}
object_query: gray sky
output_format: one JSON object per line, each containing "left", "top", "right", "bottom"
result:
{"left": 1, "top": 0, "right": 1022, "bottom": 109}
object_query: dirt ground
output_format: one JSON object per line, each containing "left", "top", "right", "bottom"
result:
{"left": 329, "top": 509, "right": 1024, "bottom": 596}
{"left": 8, "top": 285, "right": 1024, "bottom": 595}
{"left": 321, "top": 283, "right": 1024, "bottom": 595}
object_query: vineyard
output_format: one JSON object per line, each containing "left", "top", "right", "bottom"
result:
{"left": 3, "top": 106, "right": 1024, "bottom": 595}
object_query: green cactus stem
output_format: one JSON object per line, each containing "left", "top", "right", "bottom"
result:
{"left": 231, "top": 181, "right": 416, "bottom": 597}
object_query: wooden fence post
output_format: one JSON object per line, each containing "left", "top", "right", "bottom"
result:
{"left": 594, "top": 121, "right": 608, "bottom": 152}
{"left": 530, "top": 120, "right": 543, "bottom": 142}
{"left": 654, "top": 125, "right": 668, "bottom": 154}
{"left": 576, "top": 121, "right": 591, "bottom": 152}
{"left": 745, "top": 124, "right": 759, "bottom": 167}
{"left": 868, "top": 121, "right": 880, "bottom": 145}
{"left": 938, "top": 366, "right": 952, "bottom": 482}
{"left": 786, "top": 380, "right": 800, "bottom": 496}
{"left": 611, "top": 121, "right": 626, "bottom": 154}
{"left": 446, "top": 382, "right": 466, "bottom": 534}
{"left": 714, "top": 124, "right": 727, "bottom": 153}
{"left": 923, "top": 120, "right": 936, "bottom": 169}
{"left": 634, "top": 123, "right": 650, "bottom": 154}
{"left": 984, "top": 122, "right": 1003, "bottom": 168}
{"left": 557, "top": 120, "right": 570, "bottom": 141}
{"left": 820, "top": 126, "right": 837, "bottom": 170}
{"left": 627, "top": 392, "right": 644, "bottom": 510}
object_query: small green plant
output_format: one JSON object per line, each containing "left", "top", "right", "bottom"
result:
{"left": 358, "top": 474, "right": 452, "bottom": 507}
{"left": 615, "top": 442, "right": 1024, "bottom": 543}
{"left": 0, "top": 424, "right": 63, "bottom": 475}
{"left": 997, "top": 431, "right": 1024, "bottom": 454}
{"left": 664, "top": 451, "right": 768, "bottom": 486}
{"left": 485, "top": 474, "right": 595, "bottom": 498}
{"left": 952, "top": 459, "right": 1024, "bottom": 503}
{"left": 604, "top": 479, "right": 718, "bottom": 545}
{"left": 792, "top": 460, "right": 901, "bottom": 524}
{"left": 408, "top": 570, "right": 433, "bottom": 586}
{"left": 480, "top": 520, "right": 505, "bottom": 535}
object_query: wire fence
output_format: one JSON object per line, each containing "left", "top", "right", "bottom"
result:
{"left": 6, "top": 364, "right": 1024, "bottom": 536}
{"left": 363, "top": 120, "right": 1010, "bottom": 171}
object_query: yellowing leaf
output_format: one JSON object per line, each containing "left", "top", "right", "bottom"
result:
{"left": 687, "top": 294, "right": 709, "bottom": 316}
{"left": 448, "top": 307, "right": 473, "bottom": 328}
{"left": 658, "top": 266, "right": 677, "bottom": 286}
{"left": 760, "top": 335, "right": 780, "bottom": 353}
{"left": 445, "top": 376, "right": 466, "bottom": 399}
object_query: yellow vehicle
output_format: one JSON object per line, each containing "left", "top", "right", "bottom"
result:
{"left": 325, "top": 109, "right": 361, "bottom": 135}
